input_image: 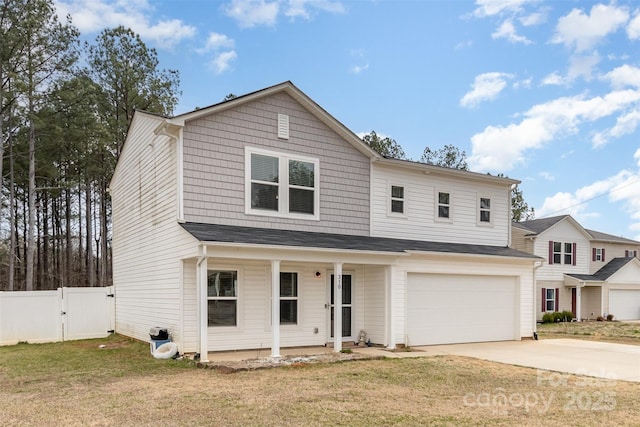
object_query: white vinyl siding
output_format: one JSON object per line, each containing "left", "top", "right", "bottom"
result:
{"left": 182, "top": 92, "right": 370, "bottom": 235}
{"left": 110, "top": 113, "right": 197, "bottom": 351}
{"left": 534, "top": 221, "right": 590, "bottom": 282}
{"left": 371, "top": 163, "right": 511, "bottom": 246}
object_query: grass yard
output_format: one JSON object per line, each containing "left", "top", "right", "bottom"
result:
{"left": 1, "top": 334, "right": 640, "bottom": 426}
{"left": 537, "top": 320, "right": 640, "bottom": 345}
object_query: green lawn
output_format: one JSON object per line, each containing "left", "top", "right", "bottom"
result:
{"left": 1, "top": 334, "right": 639, "bottom": 426}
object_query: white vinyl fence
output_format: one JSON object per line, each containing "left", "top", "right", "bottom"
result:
{"left": 0, "top": 287, "right": 115, "bottom": 346}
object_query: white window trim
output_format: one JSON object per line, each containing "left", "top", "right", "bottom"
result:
{"left": 207, "top": 267, "right": 243, "bottom": 331}
{"left": 279, "top": 270, "right": 301, "bottom": 327}
{"left": 387, "top": 182, "right": 407, "bottom": 218}
{"left": 564, "top": 242, "right": 574, "bottom": 265}
{"left": 477, "top": 195, "right": 493, "bottom": 226}
{"left": 545, "top": 289, "right": 556, "bottom": 312}
{"left": 245, "top": 146, "right": 320, "bottom": 221}
{"left": 595, "top": 248, "right": 602, "bottom": 261}
{"left": 435, "top": 189, "right": 452, "bottom": 223}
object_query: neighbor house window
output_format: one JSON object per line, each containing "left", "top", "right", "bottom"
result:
{"left": 438, "top": 192, "right": 450, "bottom": 219}
{"left": 545, "top": 288, "right": 556, "bottom": 312}
{"left": 246, "top": 147, "right": 319, "bottom": 220}
{"left": 390, "top": 185, "right": 404, "bottom": 214}
{"left": 626, "top": 250, "right": 637, "bottom": 257}
{"left": 479, "top": 197, "right": 491, "bottom": 223}
{"left": 564, "top": 242, "right": 573, "bottom": 265}
{"left": 549, "top": 241, "right": 577, "bottom": 265}
{"left": 280, "top": 272, "right": 298, "bottom": 324}
{"left": 594, "top": 248, "right": 604, "bottom": 261}
{"left": 207, "top": 270, "right": 238, "bottom": 326}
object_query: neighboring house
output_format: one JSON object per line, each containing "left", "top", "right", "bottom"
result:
{"left": 110, "top": 81, "right": 539, "bottom": 361}
{"left": 513, "top": 215, "right": 640, "bottom": 321}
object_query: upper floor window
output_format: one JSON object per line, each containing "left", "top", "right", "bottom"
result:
{"left": 207, "top": 270, "right": 238, "bottom": 327}
{"left": 626, "top": 250, "right": 638, "bottom": 257}
{"left": 246, "top": 147, "right": 319, "bottom": 220}
{"left": 390, "top": 185, "right": 404, "bottom": 214}
{"left": 549, "top": 241, "right": 577, "bottom": 266}
{"left": 438, "top": 192, "right": 450, "bottom": 219}
{"left": 593, "top": 248, "right": 605, "bottom": 262}
{"left": 280, "top": 272, "right": 298, "bottom": 325}
{"left": 479, "top": 197, "right": 491, "bottom": 223}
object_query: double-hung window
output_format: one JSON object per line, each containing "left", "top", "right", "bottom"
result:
{"left": 550, "top": 241, "right": 577, "bottom": 265}
{"left": 553, "top": 242, "right": 562, "bottom": 264}
{"left": 479, "top": 197, "right": 491, "bottom": 223}
{"left": 390, "top": 185, "right": 404, "bottom": 214}
{"left": 564, "top": 243, "right": 573, "bottom": 265}
{"left": 246, "top": 147, "right": 319, "bottom": 220}
{"left": 437, "top": 191, "right": 450, "bottom": 219}
{"left": 545, "top": 288, "right": 556, "bottom": 312}
{"left": 280, "top": 272, "right": 298, "bottom": 325}
{"left": 207, "top": 270, "right": 238, "bottom": 326}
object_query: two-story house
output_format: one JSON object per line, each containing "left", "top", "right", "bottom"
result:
{"left": 512, "top": 215, "right": 640, "bottom": 321}
{"left": 110, "top": 81, "right": 538, "bottom": 361}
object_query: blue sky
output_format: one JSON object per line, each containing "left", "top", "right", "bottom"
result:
{"left": 56, "top": 0, "right": 640, "bottom": 240}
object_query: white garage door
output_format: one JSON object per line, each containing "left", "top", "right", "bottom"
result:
{"left": 609, "top": 290, "right": 640, "bottom": 320}
{"left": 407, "top": 273, "right": 518, "bottom": 346}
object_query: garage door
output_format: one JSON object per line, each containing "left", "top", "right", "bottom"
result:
{"left": 609, "top": 290, "right": 640, "bottom": 320}
{"left": 407, "top": 273, "right": 518, "bottom": 346}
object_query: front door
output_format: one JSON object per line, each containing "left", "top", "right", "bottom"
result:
{"left": 571, "top": 288, "right": 577, "bottom": 318}
{"left": 329, "top": 273, "right": 353, "bottom": 341}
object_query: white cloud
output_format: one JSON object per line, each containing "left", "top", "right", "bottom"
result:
{"left": 202, "top": 33, "right": 235, "bottom": 52}
{"left": 211, "top": 51, "right": 238, "bottom": 74}
{"left": 513, "top": 77, "right": 532, "bottom": 89}
{"left": 519, "top": 10, "right": 546, "bottom": 26}
{"left": 592, "top": 108, "right": 640, "bottom": 148}
{"left": 285, "top": 0, "right": 345, "bottom": 20}
{"left": 54, "top": 0, "right": 196, "bottom": 48}
{"left": 224, "top": 0, "right": 280, "bottom": 28}
{"left": 541, "top": 72, "right": 564, "bottom": 86}
{"left": 603, "top": 64, "right": 640, "bottom": 88}
{"left": 626, "top": 9, "right": 640, "bottom": 39}
{"left": 460, "top": 72, "right": 513, "bottom": 108}
{"left": 472, "top": 0, "right": 531, "bottom": 18}
{"left": 350, "top": 63, "right": 369, "bottom": 74}
{"left": 539, "top": 171, "right": 555, "bottom": 181}
{"left": 469, "top": 89, "right": 640, "bottom": 171}
{"left": 492, "top": 19, "right": 532, "bottom": 44}
{"left": 567, "top": 53, "right": 601, "bottom": 82}
{"left": 551, "top": 4, "right": 629, "bottom": 53}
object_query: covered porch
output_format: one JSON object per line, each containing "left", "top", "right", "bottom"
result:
{"left": 191, "top": 243, "right": 404, "bottom": 362}
{"left": 563, "top": 276, "right": 604, "bottom": 321}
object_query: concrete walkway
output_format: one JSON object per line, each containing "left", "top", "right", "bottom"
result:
{"left": 205, "top": 339, "right": 640, "bottom": 383}
{"left": 392, "top": 339, "right": 640, "bottom": 383}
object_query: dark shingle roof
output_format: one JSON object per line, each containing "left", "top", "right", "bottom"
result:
{"left": 566, "top": 257, "right": 636, "bottom": 282}
{"left": 586, "top": 229, "right": 640, "bottom": 245}
{"left": 513, "top": 215, "right": 570, "bottom": 234}
{"left": 181, "top": 222, "right": 539, "bottom": 259}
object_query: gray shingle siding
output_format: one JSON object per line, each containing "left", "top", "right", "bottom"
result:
{"left": 182, "top": 92, "right": 370, "bottom": 235}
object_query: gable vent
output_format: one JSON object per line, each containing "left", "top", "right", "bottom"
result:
{"left": 277, "top": 113, "right": 289, "bottom": 139}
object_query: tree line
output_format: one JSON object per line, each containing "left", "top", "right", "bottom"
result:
{"left": 361, "top": 131, "right": 535, "bottom": 222}
{"left": 0, "top": 0, "right": 180, "bottom": 291}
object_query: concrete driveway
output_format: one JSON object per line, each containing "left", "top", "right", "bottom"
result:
{"left": 407, "top": 339, "right": 640, "bottom": 383}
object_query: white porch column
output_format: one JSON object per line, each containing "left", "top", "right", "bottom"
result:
{"left": 271, "top": 260, "right": 281, "bottom": 358}
{"left": 197, "top": 246, "right": 209, "bottom": 362}
{"left": 576, "top": 285, "right": 582, "bottom": 322}
{"left": 333, "top": 262, "right": 343, "bottom": 353}
{"left": 387, "top": 264, "right": 396, "bottom": 350}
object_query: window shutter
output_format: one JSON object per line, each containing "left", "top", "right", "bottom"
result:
{"left": 548, "top": 241, "right": 554, "bottom": 265}
{"left": 541, "top": 288, "right": 546, "bottom": 311}
{"left": 572, "top": 243, "right": 577, "bottom": 266}
{"left": 592, "top": 248, "right": 596, "bottom": 261}
{"left": 602, "top": 248, "right": 605, "bottom": 262}
{"left": 625, "top": 250, "right": 629, "bottom": 257}
{"left": 555, "top": 288, "right": 560, "bottom": 312}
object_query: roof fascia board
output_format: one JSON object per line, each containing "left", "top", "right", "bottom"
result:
{"left": 376, "top": 158, "right": 520, "bottom": 186}
{"left": 405, "top": 250, "right": 540, "bottom": 262}
{"left": 202, "top": 241, "right": 406, "bottom": 265}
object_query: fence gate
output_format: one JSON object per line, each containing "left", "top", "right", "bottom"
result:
{"left": 0, "top": 286, "right": 115, "bottom": 346}
{"left": 62, "top": 287, "right": 115, "bottom": 341}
